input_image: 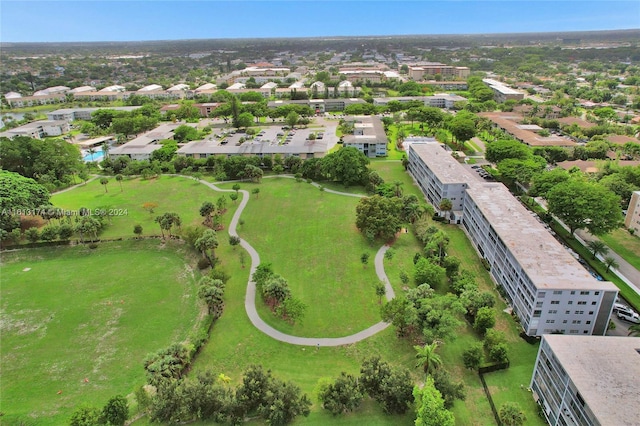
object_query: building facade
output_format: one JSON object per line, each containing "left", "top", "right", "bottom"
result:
{"left": 462, "top": 184, "right": 617, "bottom": 336}
{"left": 531, "top": 335, "right": 640, "bottom": 426}
{"left": 342, "top": 116, "right": 387, "bottom": 158}
{"left": 407, "top": 143, "right": 471, "bottom": 219}
{"left": 408, "top": 144, "right": 618, "bottom": 337}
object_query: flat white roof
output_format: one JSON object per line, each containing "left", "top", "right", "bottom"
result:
{"left": 542, "top": 335, "right": 640, "bottom": 425}
{"left": 410, "top": 143, "right": 475, "bottom": 185}
{"left": 465, "top": 183, "right": 617, "bottom": 291}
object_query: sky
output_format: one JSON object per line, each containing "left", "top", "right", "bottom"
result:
{"left": 1, "top": 1, "right": 639, "bottom": 43}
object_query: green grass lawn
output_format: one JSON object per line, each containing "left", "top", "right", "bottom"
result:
{"left": 182, "top": 189, "right": 418, "bottom": 425}
{"left": 216, "top": 178, "right": 384, "bottom": 337}
{"left": 600, "top": 228, "right": 640, "bottom": 271}
{"left": 52, "top": 175, "right": 221, "bottom": 239}
{"left": 1, "top": 240, "right": 202, "bottom": 425}
{"left": 16, "top": 168, "right": 547, "bottom": 424}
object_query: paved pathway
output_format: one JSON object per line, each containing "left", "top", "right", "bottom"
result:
{"left": 198, "top": 177, "right": 395, "bottom": 346}
{"left": 534, "top": 197, "right": 640, "bottom": 297}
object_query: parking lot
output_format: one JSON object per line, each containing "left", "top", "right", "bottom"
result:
{"left": 467, "top": 164, "right": 496, "bottom": 182}
{"left": 209, "top": 124, "right": 334, "bottom": 148}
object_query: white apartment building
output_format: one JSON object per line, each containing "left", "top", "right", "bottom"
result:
{"left": 482, "top": 78, "right": 525, "bottom": 103}
{"left": 408, "top": 64, "right": 470, "bottom": 80}
{"left": 462, "top": 184, "right": 617, "bottom": 336}
{"left": 408, "top": 145, "right": 618, "bottom": 337}
{"left": 47, "top": 106, "right": 141, "bottom": 122}
{"left": 110, "top": 122, "right": 191, "bottom": 161}
{"left": 0, "top": 120, "right": 70, "bottom": 139}
{"left": 408, "top": 143, "right": 473, "bottom": 221}
{"left": 624, "top": 191, "right": 640, "bottom": 234}
{"left": 531, "top": 335, "right": 640, "bottom": 426}
{"left": 342, "top": 116, "right": 387, "bottom": 158}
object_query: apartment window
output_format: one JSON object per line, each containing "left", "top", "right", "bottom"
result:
{"left": 570, "top": 330, "right": 579, "bottom": 334}
{"left": 551, "top": 301, "right": 560, "bottom": 305}
{"left": 589, "top": 311, "right": 594, "bottom": 315}
{"left": 570, "top": 291, "right": 576, "bottom": 295}
{"left": 586, "top": 321, "right": 591, "bottom": 325}
{"left": 533, "top": 310, "right": 542, "bottom": 318}
{"left": 539, "top": 292, "right": 546, "bottom": 297}
{"left": 548, "top": 310, "right": 558, "bottom": 314}
{"left": 572, "top": 320, "right": 581, "bottom": 324}
{"left": 553, "top": 291, "right": 562, "bottom": 295}
{"left": 563, "top": 320, "right": 568, "bottom": 324}
{"left": 568, "top": 301, "right": 573, "bottom": 305}
{"left": 592, "top": 301, "right": 597, "bottom": 305}
{"left": 580, "top": 291, "right": 590, "bottom": 295}
{"left": 595, "top": 291, "right": 600, "bottom": 295}
{"left": 583, "top": 330, "right": 589, "bottom": 334}
{"left": 565, "top": 311, "right": 570, "bottom": 314}
{"left": 578, "top": 301, "right": 587, "bottom": 305}
{"left": 575, "top": 311, "right": 584, "bottom": 315}
{"left": 546, "top": 320, "right": 555, "bottom": 324}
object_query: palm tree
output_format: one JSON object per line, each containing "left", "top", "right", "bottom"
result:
{"left": 604, "top": 256, "right": 619, "bottom": 273}
{"left": 100, "top": 177, "right": 109, "bottom": 193}
{"left": 628, "top": 324, "right": 640, "bottom": 337}
{"left": 587, "top": 240, "right": 608, "bottom": 259}
{"left": 87, "top": 147, "right": 96, "bottom": 161}
{"left": 101, "top": 142, "right": 110, "bottom": 159}
{"left": 393, "top": 181, "right": 403, "bottom": 197}
{"left": 414, "top": 342, "right": 442, "bottom": 376}
{"left": 439, "top": 198, "right": 453, "bottom": 220}
{"left": 115, "top": 174, "right": 124, "bottom": 192}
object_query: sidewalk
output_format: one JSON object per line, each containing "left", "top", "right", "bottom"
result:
{"left": 534, "top": 197, "right": 640, "bottom": 297}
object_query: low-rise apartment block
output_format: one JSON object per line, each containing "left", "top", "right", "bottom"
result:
{"left": 462, "top": 183, "right": 617, "bottom": 337}
{"left": 407, "top": 143, "right": 618, "bottom": 337}
{"left": 110, "top": 122, "right": 190, "bottom": 161}
{"left": 47, "top": 107, "right": 141, "bottom": 122}
{"left": 407, "top": 63, "right": 470, "bottom": 81}
{"left": 482, "top": 78, "right": 525, "bottom": 103}
{"left": 407, "top": 143, "right": 472, "bottom": 220}
{"left": 342, "top": 116, "right": 387, "bottom": 158}
{"left": 530, "top": 335, "right": 640, "bottom": 426}
{"left": 0, "top": 120, "right": 70, "bottom": 139}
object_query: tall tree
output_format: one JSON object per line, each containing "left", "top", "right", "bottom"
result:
{"left": 414, "top": 342, "right": 443, "bottom": 376}
{"left": 414, "top": 378, "right": 455, "bottom": 426}
{"left": 195, "top": 229, "right": 218, "bottom": 265}
{"left": 547, "top": 179, "right": 623, "bottom": 236}
{"left": 587, "top": 240, "right": 609, "bottom": 259}
{"left": 499, "top": 402, "right": 526, "bottom": 426}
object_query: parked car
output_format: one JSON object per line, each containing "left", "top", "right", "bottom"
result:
{"left": 613, "top": 303, "right": 634, "bottom": 315}
{"left": 617, "top": 310, "right": 640, "bottom": 324}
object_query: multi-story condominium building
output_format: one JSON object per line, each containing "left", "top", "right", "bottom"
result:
{"left": 110, "top": 123, "right": 192, "bottom": 161}
{"left": 482, "top": 78, "right": 525, "bottom": 102}
{"left": 408, "top": 143, "right": 618, "bottom": 337}
{"left": 625, "top": 191, "right": 640, "bottom": 233}
{"left": 407, "top": 63, "right": 470, "bottom": 80}
{"left": 47, "top": 107, "right": 141, "bottom": 122}
{"left": 530, "top": 335, "right": 640, "bottom": 426}
{"left": 0, "top": 120, "right": 70, "bottom": 139}
{"left": 5, "top": 93, "right": 66, "bottom": 108}
{"left": 372, "top": 94, "right": 467, "bottom": 109}
{"left": 462, "top": 183, "right": 617, "bottom": 336}
{"left": 407, "top": 143, "right": 473, "bottom": 221}
{"left": 177, "top": 140, "right": 327, "bottom": 160}
{"left": 342, "top": 116, "right": 387, "bottom": 158}
{"left": 267, "top": 98, "right": 366, "bottom": 113}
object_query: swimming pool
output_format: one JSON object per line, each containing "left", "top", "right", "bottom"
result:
{"left": 82, "top": 151, "right": 104, "bottom": 162}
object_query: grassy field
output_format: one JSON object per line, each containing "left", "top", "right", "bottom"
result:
{"left": 52, "top": 175, "right": 221, "bottom": 239}
{"left": 1, "top": 240, "right": 202, "bottom": 425}
{"left": 14, "top": 165, "right": 546, "bottom": 424}
{"left": 600, "top": 228, "right": 640, "bottom": 271}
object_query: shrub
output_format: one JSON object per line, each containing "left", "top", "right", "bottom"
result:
{"left": 197, "top": 258, "right": 211, "bottom": 270}
{"left": 88, "top": 243, "right": 98, "bottom": 249}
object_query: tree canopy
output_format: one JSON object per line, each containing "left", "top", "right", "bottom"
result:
{"left": 0, "top": 170, "right": 51, "bottom": 231}
{"left": 547, "top": 179, "right": 623, "bottom": 235}
{"left": 355, "top": 195, "right": 403, "bottom": 241}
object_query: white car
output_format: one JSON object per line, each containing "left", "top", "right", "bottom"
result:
{"left": 613, "top": 303, "right": 633, "bottom": 315}
{"left": 617, "top": 310, "right": 640, "bottom": 324}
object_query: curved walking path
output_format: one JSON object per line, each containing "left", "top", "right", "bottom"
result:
{"left": 198, "top": 177, "right": 395, "bottom": 346}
